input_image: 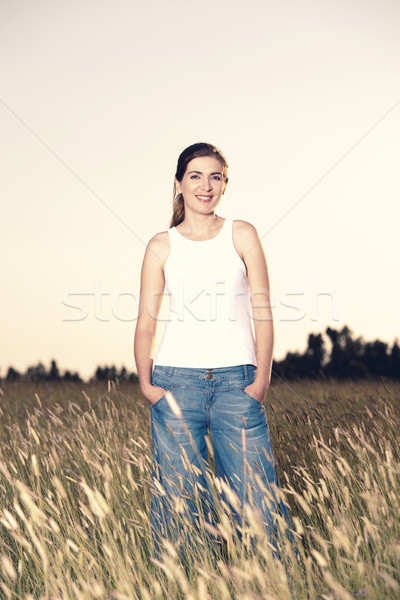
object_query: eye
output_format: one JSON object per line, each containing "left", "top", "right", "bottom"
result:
{"left": 190, "top": 175, "right": 200, "bottom": 179}
{"left": 212, "top": 175, "right": 222, "bottom": 180}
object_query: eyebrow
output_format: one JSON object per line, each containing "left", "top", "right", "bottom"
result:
{"left": 187, "top": 170, "right": 223, "bottom": 176}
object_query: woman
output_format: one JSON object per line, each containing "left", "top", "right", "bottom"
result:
{"left": 134, "top": 142, "right": 293, "bottom": 561}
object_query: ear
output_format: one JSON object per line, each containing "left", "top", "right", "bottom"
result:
{"left": 174, "top": 177, "right": 182, "bottom": 194}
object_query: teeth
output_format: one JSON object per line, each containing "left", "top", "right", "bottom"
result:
{"left": 197, "top": 195, "right": 212, "bottom": 200}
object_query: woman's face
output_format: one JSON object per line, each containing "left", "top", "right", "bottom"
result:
{"left": 175, "top": 156, "right": 227, "bottom": 216}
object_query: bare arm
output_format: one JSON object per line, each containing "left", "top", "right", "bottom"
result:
{"left": 134, "top": 232, "right": 170, "bottom": 404}
{"left": 233, "top": 220, "right": 274, "bottom": 402}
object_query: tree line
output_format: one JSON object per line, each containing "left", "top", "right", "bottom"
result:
{"left": 1, "top": 325, "right": 399, "bottom": 383}
{"left": 273, "top": 325, "right": 399, "bottom": 380}
{"left": 2, "top": 361, "right": 138, "bottom": 384}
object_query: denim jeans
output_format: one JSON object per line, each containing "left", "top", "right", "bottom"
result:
{"left": 150, "top": 364, "right": 294, "bottom": 561}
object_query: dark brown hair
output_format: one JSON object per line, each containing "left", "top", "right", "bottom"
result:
{"left": 170, "top": 142, "right": 229, "bottom": 228}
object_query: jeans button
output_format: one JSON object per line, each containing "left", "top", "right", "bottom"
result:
{"left": 206, "top": 373, "right": 213, "bottom": 379}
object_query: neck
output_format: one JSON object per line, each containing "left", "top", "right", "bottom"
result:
{"left": 179, "top": 211, "right": 219, "bottom": 234}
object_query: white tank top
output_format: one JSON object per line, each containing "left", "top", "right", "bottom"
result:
{"left": 153, "top": 218, "right": 257, "bottom": 368}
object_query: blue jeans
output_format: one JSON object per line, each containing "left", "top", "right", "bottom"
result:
{"left": 150, "top": 364, "right": 294, "bottom": 560}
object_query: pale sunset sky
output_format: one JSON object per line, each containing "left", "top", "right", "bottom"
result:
{"left": 1, "top": 0, "right": 399, "bottom": 380}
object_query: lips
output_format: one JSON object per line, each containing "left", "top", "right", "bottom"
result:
{"left": 196, "top": 195, "right": 213, "bottom": 202}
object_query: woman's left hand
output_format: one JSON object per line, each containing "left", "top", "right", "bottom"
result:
{"left": 244, "top": 381, "right": 269, "bottom": 404}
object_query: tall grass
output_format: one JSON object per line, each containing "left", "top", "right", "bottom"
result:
{"left": 0, "top": 378, "right": 399, "bottom": 599}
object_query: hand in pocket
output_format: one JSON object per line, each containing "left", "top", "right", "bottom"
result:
{"left": 146, "top": 385, "right": 168, "bottom": 406}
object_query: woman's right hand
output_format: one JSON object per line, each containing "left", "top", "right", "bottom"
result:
{"left": 141, "top": 384, "right": 168, "bottom": 406}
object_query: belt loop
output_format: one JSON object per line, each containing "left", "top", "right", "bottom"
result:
{"left": 168, "top": 366, "right": 173, "bottom": 377}
{"left": 244, "top": 364, "right": 248, "bottom": 381}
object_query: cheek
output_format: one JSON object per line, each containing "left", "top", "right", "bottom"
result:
{"left": 215, "top": 184, "right": 225, "bottom": 195}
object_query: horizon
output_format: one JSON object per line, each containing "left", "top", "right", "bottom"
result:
{"left": 2, "top": 322, "right": 398, "bottom": 382}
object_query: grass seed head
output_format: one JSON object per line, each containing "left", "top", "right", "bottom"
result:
{"left": 1, "top": 555, "right": 17, "bottom": 581}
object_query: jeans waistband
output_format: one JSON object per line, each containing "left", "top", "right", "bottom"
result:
{"left": 152, "top": 363, "right": 256, "bottom": 381}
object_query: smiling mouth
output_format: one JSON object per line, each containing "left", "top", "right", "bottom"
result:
{"left": 196, "top": 195, "right": 213, "bottom": 201}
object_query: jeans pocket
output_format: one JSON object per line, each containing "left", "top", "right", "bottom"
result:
{"left": 151, "top": 374, "right": 173, "bottom": 409}
{"left": 151, "top": 393, "right": 167, "bottom": 409}
{"left": 240, "top": 387, "right": 264, "bottom": 406}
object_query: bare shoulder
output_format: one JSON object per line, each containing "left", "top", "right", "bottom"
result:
{"left": 233, "top": 219, "right": 259, "bottom": 238}
{"left": 232, "top": 219, "right": 261, "bottom": 257}
{"left": 145, "top": 230, "right": 170, "bottom": 266}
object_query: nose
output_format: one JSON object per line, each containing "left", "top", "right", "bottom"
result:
{"left": 200, "top": 178, "right": 213, "bottom": 192}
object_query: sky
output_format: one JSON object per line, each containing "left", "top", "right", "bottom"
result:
{"left": 1, "top": 0, "right": 399, "bottom": 381}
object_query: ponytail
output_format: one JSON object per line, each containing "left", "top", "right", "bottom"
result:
{"left": 170, "top": 192, "right": 185, "bottom": 228}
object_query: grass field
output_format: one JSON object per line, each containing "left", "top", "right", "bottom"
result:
{"left": 0, "top": 378, "right": 399, "bottom": 599}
